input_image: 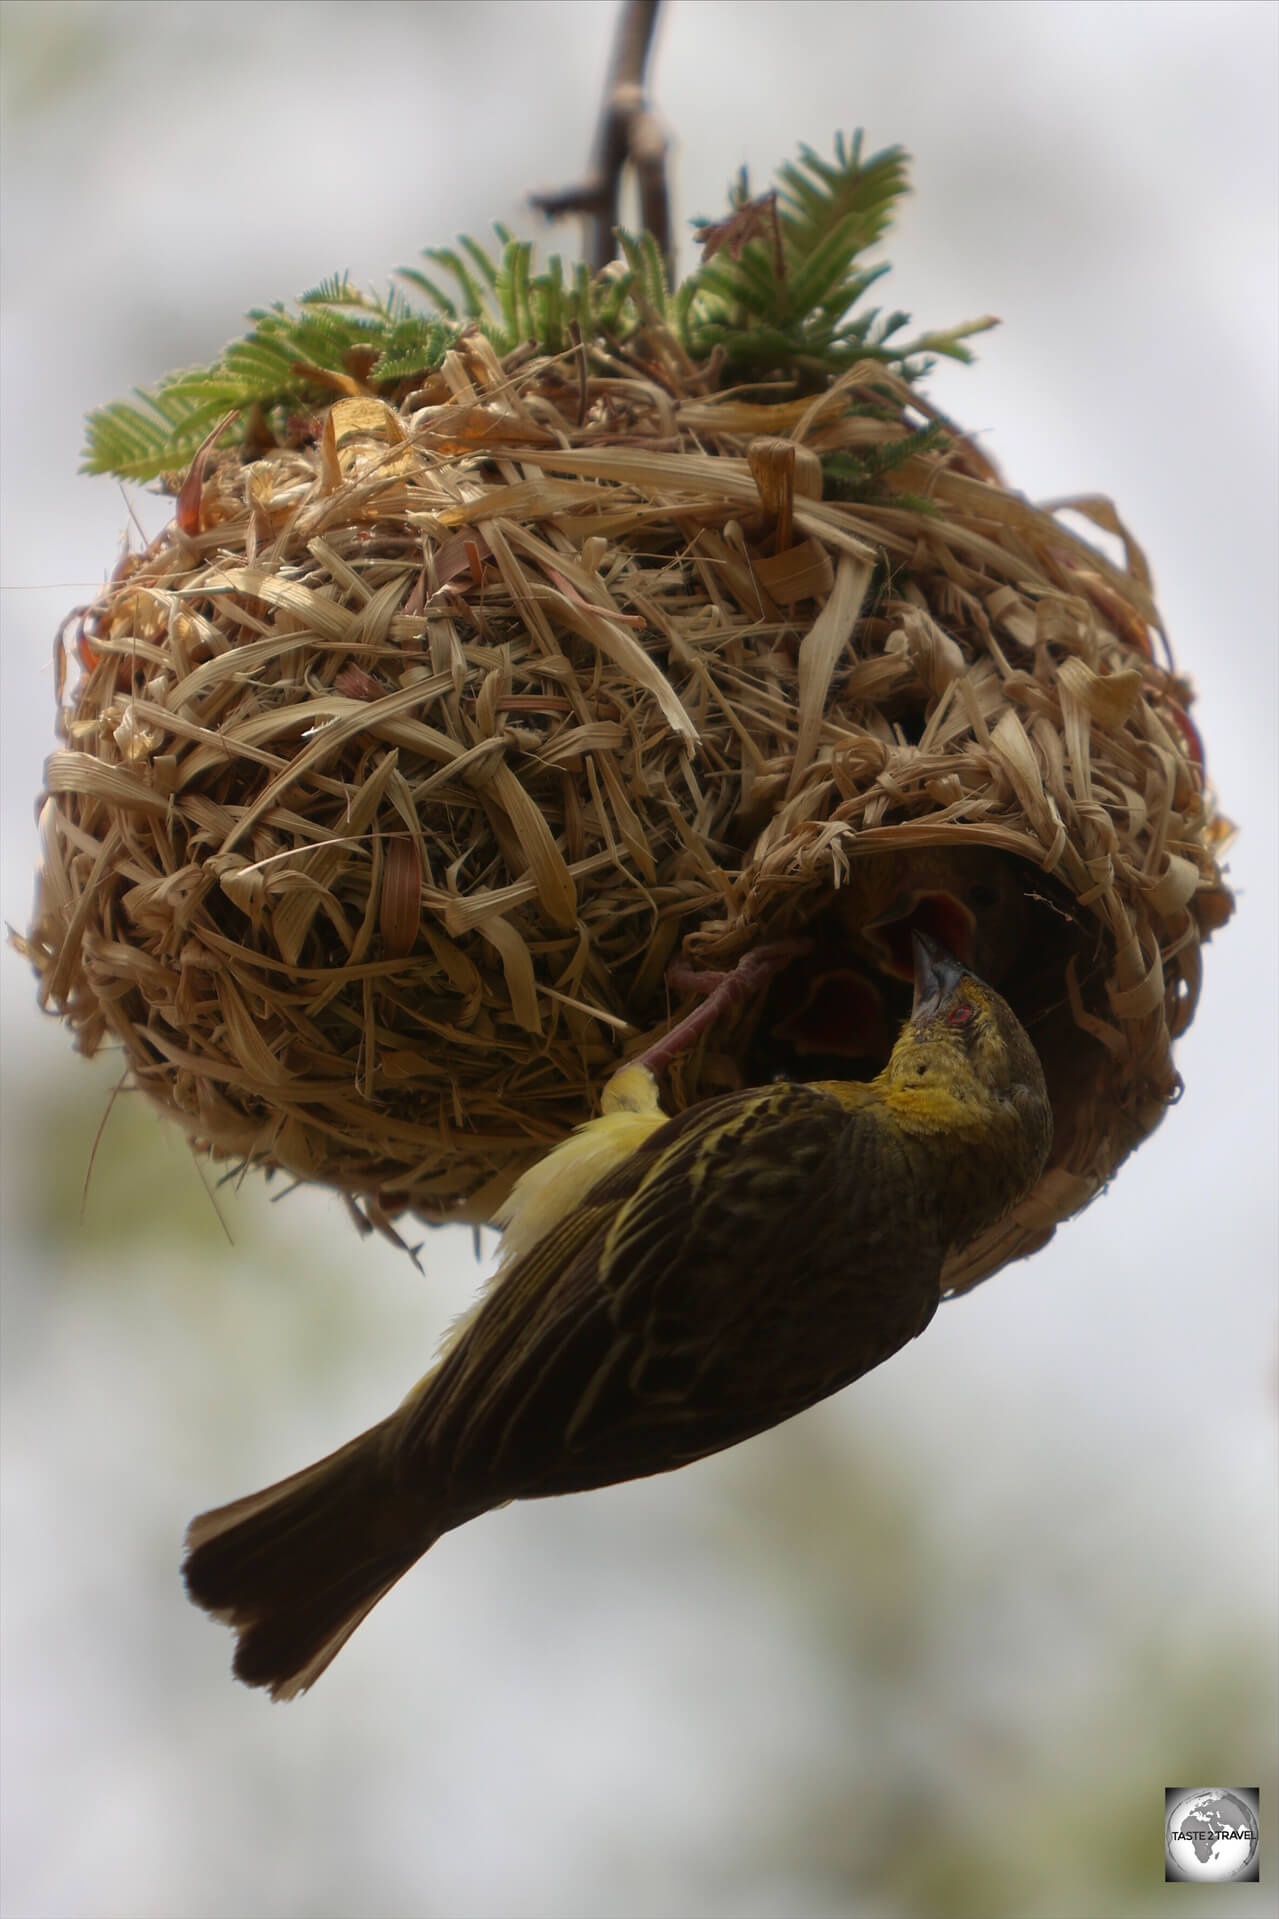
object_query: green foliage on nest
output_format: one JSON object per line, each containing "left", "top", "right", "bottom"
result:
{"left": 83, "top": 132, "right": 993, "bottom": 483}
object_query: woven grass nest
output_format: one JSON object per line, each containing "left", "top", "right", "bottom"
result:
{"left": 25, "top": 327, "right": 1233, "bottom": 1292}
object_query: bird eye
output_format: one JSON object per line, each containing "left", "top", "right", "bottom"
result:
{"left": 946, "top": 1003, "right": 975, "bottom": 1027}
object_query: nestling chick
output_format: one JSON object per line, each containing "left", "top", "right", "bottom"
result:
{"left": 183, "top": 935, "right": 1051, "bottom": 1699}
{"left": 770, "top": 960, "right": 892, "bottom": 1065}
{"left": 841, "top": 845, "right": 1029, "bottom": 986}
{"left": 759, "top": 849, "right": 1029, "bottom": 1075}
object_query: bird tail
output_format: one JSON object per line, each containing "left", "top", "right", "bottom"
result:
{"left": 182, "top": 1415, "right": 446, "bottom": 1700}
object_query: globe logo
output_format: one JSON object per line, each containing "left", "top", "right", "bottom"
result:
{"left": 1165, "top": 1788, "right": 1259, "bottom": 1883}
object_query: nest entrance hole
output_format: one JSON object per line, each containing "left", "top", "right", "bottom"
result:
{"left": 736, "top": 850, "right": 1109, "bottom": 1185}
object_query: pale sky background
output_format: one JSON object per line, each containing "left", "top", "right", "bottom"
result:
{"left": 1, "top": 4, "right": 1276, "bottom": 1917}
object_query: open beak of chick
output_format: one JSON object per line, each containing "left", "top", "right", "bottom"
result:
{"left": 868, "top": 888, "right": 978, "bottom": 981}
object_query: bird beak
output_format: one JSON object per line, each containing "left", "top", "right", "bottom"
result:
{"left": 911, "top": 931, "right": 966, "bottom": 1020}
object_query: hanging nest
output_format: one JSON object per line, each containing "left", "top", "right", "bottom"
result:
{"left": 23, "top": 111, "right": 1236, "bottom": 1297}
{"left": 22, "top": 328, "right": 1233, "bottom": 1291}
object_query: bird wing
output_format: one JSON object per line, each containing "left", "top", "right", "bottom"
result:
{"left": 397, "top": 1080, "right": 941, "bottom": 1502}
{"left": 488, "top": 1062, "right": 668, "bottom": 1279}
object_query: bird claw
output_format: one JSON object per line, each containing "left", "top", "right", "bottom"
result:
{"left": 637, "top": 938, "right": 813, "bottom": 1076}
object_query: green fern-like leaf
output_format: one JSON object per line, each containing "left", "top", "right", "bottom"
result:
{"left": 819, "top": 420, "right": 950, "bottom": 506}
{"left": 779, "top": 133, "right": 908, "bottom": 266}
{"left": 81, "top": 134, "right": 993, "bottom": 481}
{"left": 675, "top": 131, "right": 969, "bottom": 390}
{"left": 82, "top": 283, "right": 458, "bottom": 479}
{"left": 82, "top": 388, "right": 230, "bottom": 482}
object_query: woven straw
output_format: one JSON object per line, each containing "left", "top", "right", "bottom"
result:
{"left": 22, "top": 334, "right": 1233, "bottom": 1292}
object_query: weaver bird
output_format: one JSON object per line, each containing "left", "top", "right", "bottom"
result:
{"left": 184, "top": 934, "right": 1051, "bottom": 1698}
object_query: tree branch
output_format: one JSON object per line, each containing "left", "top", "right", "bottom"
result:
{"left": 531, "top": 0, "right": 671, "bottom": 281}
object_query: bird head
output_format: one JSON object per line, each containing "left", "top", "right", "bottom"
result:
{"left": 883, "top": 933, "right": 1052, "bottom": 1168}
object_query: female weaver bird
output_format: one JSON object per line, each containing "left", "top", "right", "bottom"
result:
{"left": 183, "top": 934, "right": 1051, "bottom": 1698}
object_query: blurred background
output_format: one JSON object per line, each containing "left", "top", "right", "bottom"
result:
{"left": 1, "top": 3, "right": 1275, "bottom": 1915}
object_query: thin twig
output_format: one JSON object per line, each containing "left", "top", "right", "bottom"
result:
{"left": 531, "top": 0, "right": 671, "bottom": 281}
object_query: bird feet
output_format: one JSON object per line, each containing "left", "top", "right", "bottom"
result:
{"left": 636, "top": 939, "right": 812, "bottom": 1077}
